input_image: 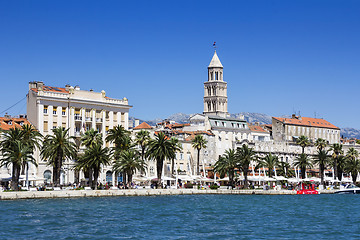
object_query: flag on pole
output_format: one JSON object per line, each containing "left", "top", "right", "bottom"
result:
{"left": 213, "top": 41, "right": 216, "bottom": 47}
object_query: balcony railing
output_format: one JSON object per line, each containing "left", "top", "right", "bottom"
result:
{"left": 96, "top": 118, "right": 102, "bottom": 122}
{"left": 85, "top": 117, "right": 92, "bottom": 122}
{"left": 74, "top": 131, "right": 81, "bottom": 137}
{"left": 74, "top": 115, "right": 82, "bottom": 121}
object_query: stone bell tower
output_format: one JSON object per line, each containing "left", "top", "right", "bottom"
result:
{"left": 203, "top": 51, "right": 228, "bottom": 117}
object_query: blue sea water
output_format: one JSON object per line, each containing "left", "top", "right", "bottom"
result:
{"left": 0, "top": 194, "right": 359, "bottom": 239}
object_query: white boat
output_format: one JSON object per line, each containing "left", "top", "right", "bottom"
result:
{"left": 335, "top": 184, "right": 360, "bottom": 194}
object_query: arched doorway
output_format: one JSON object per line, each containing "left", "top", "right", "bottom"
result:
{"left": 44, "top": 170, "right": 52, "bottom": 184}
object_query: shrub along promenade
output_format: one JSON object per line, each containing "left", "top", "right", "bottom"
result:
{"left": 0, "top": 188, "right": 335, "bottom": 200}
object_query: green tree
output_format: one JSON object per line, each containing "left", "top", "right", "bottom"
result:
{"left": 337, "top": 155, "right": 347, "bottom": 181}
{"left": 330, "top": 143, "right": 343, "bottom": 180}
{"left": 315, "top": 138, "right": 327, "bottom": 151}
{"left": 294, "top": 153, "right": 313, "bottom": 179}
{"left": 192, "top": 134, "right": 207, "bottom": 175}
{"left": 81, "top": 129, "right": 103, "bottom": 148}
{"left": 236, "top": 144, "right": 258, "bottom": 189}
{"left": 113, "top": 149, "right": 146, "bottom": 185}
{"left": 257, "top": 153, "right": 279, "bottom": 178}
{"left": 277, "top": 161, "right": 294, "bottom": 178}
{"left": 1, "top": 140, "right": 37, "bottom": 190}
{"left": 106, "top": 125, "right": 131, "bottom": 152}
{"left": 134, "top": 130, "right": 151, "bottom": 163}
{"left": 147, "top": 132, "right": 174, "bottom": 187}
{"left": 76, "top": 143, "right": 111, "bottom": 189}
{"left": 41, "top": 127, "right": 77, "bottom": 186}
{"left": 296, "top": 135, "right": 310, "bottom": 154}
{"left": 214, "top": 149, "right": 238, "bottom": 187}
{"left": 313, "top": 149, "right": 330, "bottom": 186}
{"left": 344, "top": 157, "right": 360, "bottom": 183}
{"left": 1, "top": 126, "right": 42, "bottom": 190}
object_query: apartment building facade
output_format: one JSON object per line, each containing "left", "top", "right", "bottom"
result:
{"left": 27, "top": 81, "right": 132, "bottom": 184}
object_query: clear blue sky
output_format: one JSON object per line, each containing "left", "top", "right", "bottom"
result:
{"left": 0, "top": 1, "right": 359, "bottom": 128}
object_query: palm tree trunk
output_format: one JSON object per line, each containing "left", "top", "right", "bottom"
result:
{"left": 171, "top": 158, "right": 175, "bottom": 176}
{"left": 197, "top": 149, "right": 200, "bottom": 175}
{"left": 352, "top": 171, "right": 357, "bottom": 184}
{"left": 11, "top": 163, "right": 20, "bottom": 191}
{"left": 244, "top": 169, "right": 249, "bottom": 189}
{"left": 156, "top": 158, "right": 163, "bottom": 188}
{"left": 320, "top": 164, "right": 324, "bottom": 186}
{"left": 128, "top": 172, "right": 132, "bottom": 184}
{"left": 301, "top": 167, "right": 306, "bottom": 179}
{"left": 93, "top": 167, "right": 98, "bottom": 189}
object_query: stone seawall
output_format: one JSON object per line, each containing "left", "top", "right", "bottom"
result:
{"left": 0, "top": 189, "right": 335, "bottom": 200}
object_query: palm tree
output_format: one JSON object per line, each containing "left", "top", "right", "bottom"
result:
{"left": 344, "top": 157, "right": 360, "bottom": 183}
{"left": 134, "top": 130, "right": 151, "bottom": 163}
{"left": 313, "top": 149, "right": 330, "bottom": 186}
{"left": 106, "top": 125, "right": 131, "bottom": 151}
{"left": 147, "top": 132, "right": 174, "bottom": 187}
{"left": 169, "top": 137, "right": 182, "bottom": 175}
{"left": 297, "top": 135, "right": 310, "bottom": 154}
{"left": 41, "top": 127, "right": 77, "bottom": 186}
{"left": 294, "top": 153, "right": 313, "bottom": 179}
{"left": 345, "top": 148, "right": 358, "bottom": 182}
{"left": 315, "top": 138, "right": 327, "bottom": 151}
{"left": 1, "top": 140, "right": 37, "bottom": 190}
{"left": 337, "top": 155, "right": 347, "bottom": 181}
{"left": 113, "top": 149, "right": 146, "bottom": 185}
{"left": 277, "top": 161, "right": 294, "bottom": 178}
{"left": 214, "top": 149, "right": 238, "bottom": 187}
{"left": 257, "top": 153, "right": 279, "bottom": 178}
{"left": 19, "top": 124, "right": 42, "bottom": 175}
{"left": 346, "top": 147, "right": 359, "bottom": 162}
{"left": 192, "top": 134, "right": 207, "bottom": 175}
{"left": 236, "top": 144, "right": 257, "bottom": 189}
{"left": 76, "top": 143, "right": 111, "bottom": 189}
{"left": 81, "top": 129, "right": 103, "bottom": 148}
{"left": 330, "top": 143, "right": 343, "bottom": 179}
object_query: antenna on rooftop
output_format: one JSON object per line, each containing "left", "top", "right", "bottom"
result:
{"left": 314, "top": 111, "right": 317, "bottom": 118}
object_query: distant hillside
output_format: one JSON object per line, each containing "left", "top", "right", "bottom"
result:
{"left": 130, "top": 112, "right": 359, "bottom": 139}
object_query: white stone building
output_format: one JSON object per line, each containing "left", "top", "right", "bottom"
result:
{"left": 27, "top": 81, "right": 132, "bottom": 185}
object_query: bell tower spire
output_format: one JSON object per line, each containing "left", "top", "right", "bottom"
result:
{"left": 203, "top": 50, "right": 228, "bottom": 117}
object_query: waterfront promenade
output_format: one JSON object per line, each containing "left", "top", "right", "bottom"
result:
{"left": 0, "top": 188, "right": 335, "bottom": 200}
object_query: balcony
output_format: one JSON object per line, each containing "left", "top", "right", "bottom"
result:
{"left": 96, "top": 118, "right": 102, "bottom": 123}
{"left": 74, "top": 115, "right": 82, "bottom": 121}
{"left": 74, "top": 131, "right": 81, "bottom": 137}
{"left": 85, "top": 117, "right": 92, "bottom": 122}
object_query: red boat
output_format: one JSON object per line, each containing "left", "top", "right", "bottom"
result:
{"left": 296, "top": 182, "right": 319, "bottom": 194}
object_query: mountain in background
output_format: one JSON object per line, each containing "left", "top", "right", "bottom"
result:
{"left": 130, "top": 112, "right": 360, "bottom": 139}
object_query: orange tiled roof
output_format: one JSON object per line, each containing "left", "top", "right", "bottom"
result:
{"left": 273, "top": 117, "right": 339, "bottom": 130}
{"left": 31, "top": 85, "right": 69, "bottom": 94}
{"left": 133, "top": 122, "right": 153, "bottom": 130}
{"left": 249, "top": 125, "right": 268, "bottom": 133}
{"left": 0, "top": 117, "right": 32, "bottom": 131}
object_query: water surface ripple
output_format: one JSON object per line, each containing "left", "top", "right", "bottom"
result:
{"left": 0, "top": 194, "right": 359, "bottom": 239}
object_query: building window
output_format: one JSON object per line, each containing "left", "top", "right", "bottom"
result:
{"left": 62, "top": 109, "right": 66, "bottom": 116}
{"left": 53, "top": 110, "right": 57, "bottom": 115}
{"left": 44, "top": 106, "right": 48, "bottom": 114}
{"left": 44, "top": 121, "right": 48, "bottom": 131}
{"left": 106, "top": 171, "right": 112, "bottom": 184}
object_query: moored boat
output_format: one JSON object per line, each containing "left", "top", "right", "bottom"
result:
{"left": 335, "top": 184, "right": 360, "bottom": 194}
